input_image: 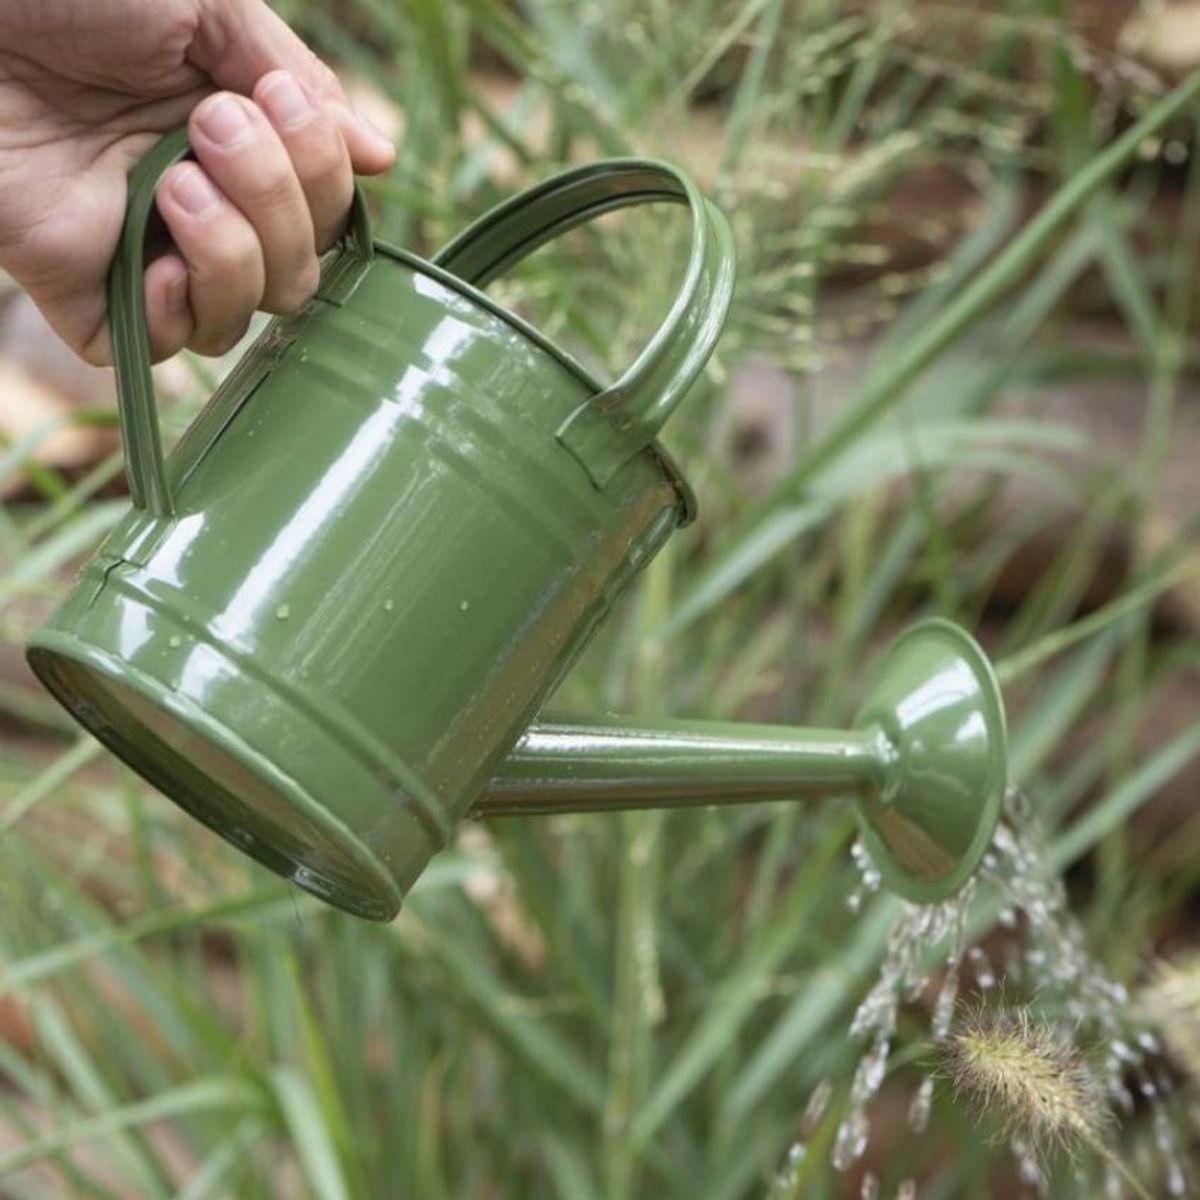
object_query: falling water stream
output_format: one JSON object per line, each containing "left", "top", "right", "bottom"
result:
{"left": 768, "top": 789, "right": 1192, "bottom": 1199}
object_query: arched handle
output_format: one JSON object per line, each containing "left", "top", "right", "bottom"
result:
{"left": 433, "top": 160, "right": 735, "bottom": 489}
{"left": 109, "top": 127, "right": 374, "bottom": 516}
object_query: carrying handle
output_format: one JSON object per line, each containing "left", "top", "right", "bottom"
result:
{"left": 109, "top": 127, "right": 374, "bottom": 517}
{"left": 433, "top": 160, "right": 735, "bottom": 489}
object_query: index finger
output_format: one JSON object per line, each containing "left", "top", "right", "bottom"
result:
{"left": 190, "top": 1, "right": 395, "bottom": 175}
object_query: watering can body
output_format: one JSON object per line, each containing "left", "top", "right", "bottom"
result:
{"left": 28, "top": 132, "right": 735, "bottom": 920}
{"left": 27, "top": 133, "right": 1008, "bottom": 919}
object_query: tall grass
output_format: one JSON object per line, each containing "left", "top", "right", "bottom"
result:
{"left": 2, "top": 3, "right": 1199, "bottom": 1197}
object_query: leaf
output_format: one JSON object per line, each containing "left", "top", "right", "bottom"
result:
{"left": 271, "top": 1067, "right": 352, "bottom": 1200}
{"left": 663, "top": 418, "right": 1085, "bottom": 637}
{"left": 0, "top": 738, "right": 102, "bottom": 838}
{"left": 0, "top": 1077, "right": 260, "bottom": 1179}
{"left": 1049, "top": 723, "right": 1200, "bottom": 872}
{"left": 1, "top": 500, "right": 127, "bottom": 592}
{"left": 722, "top": 897, "right": 900, "bottom": 1124}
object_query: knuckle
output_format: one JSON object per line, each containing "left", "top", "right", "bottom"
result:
{"left": 191, "top": 102, "right": 296, "bottom": 205}
{"left": 159, "top": 163, "right": 224, "bottom": 224}
{"left": 191, "top": 90, "right": 229, "bottom": 125}
{"left": 254, "top": 68, "right": 292, "bottom": 99}
{"left": 304, "top": 53, "right": 344, "bottom": 101}
{"left": 189, "top": 91, "right": 258, "bottom": 146}
{"left": 298, "top": 128, "right": 348, "bottom": 187}
{"left": 239, "top": 157, "right": 298, "bottom": 213}
{"left": 194, "top": 225, "right": 259, "bottom": 282}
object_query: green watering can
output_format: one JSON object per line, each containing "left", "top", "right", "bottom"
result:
{"left": 27, "top": 131, "right": 1007, "bottom": 921}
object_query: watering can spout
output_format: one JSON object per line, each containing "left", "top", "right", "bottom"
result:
{"left": 476, "top": 619, "right": 1008, "bottom": 905}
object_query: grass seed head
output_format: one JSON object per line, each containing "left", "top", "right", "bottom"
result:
{"left": 942, "top": 1003, "right": 1110, "bottom": 1160}
{"left": 1140, "top": 953, "right": 1200, "bottom": 1083}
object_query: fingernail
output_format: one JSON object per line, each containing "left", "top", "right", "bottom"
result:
{"left": 197, "top": 95, "right": 251, "bottom": 145}
{"left": 355, "top": 110, "right": 395, "bottom": 152}
{"left": 262, "top": 74, "right": 312, "bottom": 130}
{"left": 171, "top": 165, "right": 221, "bottom": 216}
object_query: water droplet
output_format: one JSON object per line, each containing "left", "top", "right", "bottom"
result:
{"left": 767, "top": 1140, "right": 808, "bottom": 1199}
{"left": 931, "top": 963, "right": 959, "bottom": 1042}
{"left": 459, "top": 599, "right": 470, "bottom": 611}
{"left": 1013, "top": 1135, "right": 1045, "bottom": 1188}
{"left": 275, "top": 604, "right": 290, "bottom": 620}
{"left": 168, "top": 635, "right": 182, "bottom": 648}
{"left": 1104, "top": 1164, "right": 1124, "bottom": 1198}
{"left": 980, "top": 800, "right": 1188, "bottom": 1187}
{"left": 831, "top": 1109, "right": 869, "bottom": 1171}
{"left": 968, "top": 945, "right": 995, "bottom": 990}
{"left": 860, "top": 1171, "right": 879, "bottom": 1200}
{"left": 908, "top": 1077, "right": 933, "bottom": 1134}
{"left": 1153, "top": 1106, "right": 1188, "bottom": 1195}
{"left": 1111, "top": 1039, "right": 1139, "bottom": 1065}
{"left": 383, "top": 598, "right": 395, "bottom": 612}
{"left": 1138, "top": 1032, "right": 1163, "bottom": 1055}
{"left": 852, "top": 1033, "right": 889, "bottom": 1100}
{"left": 802, "top": 1080, "right": 832, "bottom": 1135}
{"left": 821, "top": 792, "right": 1187, "bottom": 1194}
{"left": 1166, "top": 1161, "right": 1185, "bottom": 1200}
{"left": 849, "top": 839, "right": 882, "bottom": 891}
{"left": 1168, "top": 1161, "right": 1187, "bottom": 1197}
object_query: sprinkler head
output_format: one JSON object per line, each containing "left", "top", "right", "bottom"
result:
{"left": 852, "top": 618, "right": 1007, "bottom": 904}
{"left": 477, "top": 618, "right": 1009, "bottom": 905}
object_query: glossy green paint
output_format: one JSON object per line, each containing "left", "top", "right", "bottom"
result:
{"left": 478, "top": 619, "right": 1008, "bottom": 904}
{"left": 28, "top": 131, "right": 735, "bottom": 921}
{"left": 480, "top": 720, "right": 888, "bottom": 814}
{"left": 26, "top": 133, "right": 1006, "bottom": 922}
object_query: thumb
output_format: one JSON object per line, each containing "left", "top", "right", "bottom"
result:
{"left": 189, "top": 0, "right": 395, "bottom": 174}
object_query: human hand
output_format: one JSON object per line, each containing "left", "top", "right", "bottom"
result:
{"left": 0, "top": 0, "right": 395, "bottom": 364}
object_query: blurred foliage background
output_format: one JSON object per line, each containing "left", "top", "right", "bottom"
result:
{"left": 1, "top": 1, "right": 1200, "bottom": 1197}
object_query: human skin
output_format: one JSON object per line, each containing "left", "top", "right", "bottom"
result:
{"left": 0, "top": 0, "right": 395, "bottom": 364}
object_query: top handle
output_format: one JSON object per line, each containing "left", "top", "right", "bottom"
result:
{"left": 433, "top": 160, "right": 735, "bottom": 488}
{"left": 110, "top": 134, "right": 731, "bottom": 514}
{"left": 108, "top": 127, "right": 374, "bottom": 517}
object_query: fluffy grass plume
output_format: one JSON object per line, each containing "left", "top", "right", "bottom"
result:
{"left": 1141, "top": 954, "right": 1200, "bottom": 1084}
{"left": 943, "top": 1004, "right": 1151, "bottom": 1199}
{"left": 944, "top": 1004, "right": 1108, "bottom": 1156}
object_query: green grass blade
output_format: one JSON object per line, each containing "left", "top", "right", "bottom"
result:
{"left": 758, "top": 70, "right": 1200, "bottom": 506}
{"left": 0, "top": 1078, "right": 261, "bottom": 1180}
{"left": 1049, "top": 723, "right": 1200, "bottom": 872}
{"left": 270, "top": 1067, "right": 352, "bottom": 1200}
